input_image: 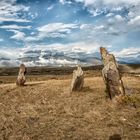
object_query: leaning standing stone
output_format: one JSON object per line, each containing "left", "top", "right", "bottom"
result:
{"left": 100, "top": 47, "right": 125, "bottom": 99}
{"left": 16, "top": 64, "right": 26, "bottom": 86}
{"left": 71, "top": 66, "right": 84, "bottom": 92}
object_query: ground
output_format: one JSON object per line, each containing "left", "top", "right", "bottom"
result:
{"left": 0, "top": 67, "right": 140, "bottom": 140}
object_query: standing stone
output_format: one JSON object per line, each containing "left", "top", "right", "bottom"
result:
{"left": 71, "top": 66, "right": 84, "bottom": 92}
{"left": 16, "top": 64, "right": 26, "bottom": 86}
{"left": 100, "top": 47, "right": 125, "bottom": 99}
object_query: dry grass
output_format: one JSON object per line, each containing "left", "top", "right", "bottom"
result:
{"left": 0, "top": 75, "right": 140, "bottom": 140}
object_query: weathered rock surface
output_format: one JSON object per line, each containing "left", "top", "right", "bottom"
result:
{"left": 100, "top": 47, "right": 125, "bottom": 99}
{"left": 71, "top": 66, "right": 84, "bottom": 92}
{"left": 16, "top": 64, "right": 26, "bottom": 86}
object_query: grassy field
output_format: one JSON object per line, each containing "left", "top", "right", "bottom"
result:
{"left": 0, "top": 65, "right": 140, "bottom": 140}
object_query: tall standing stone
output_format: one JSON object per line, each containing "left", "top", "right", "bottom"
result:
{"left": 71, "top": 66, "right": 84, "bottom": 92}
{"left": 100, "top": 47, "right": 125, "bottom": 99}
{"left": 16, "top": 64, "right": 26, "bottom": 86}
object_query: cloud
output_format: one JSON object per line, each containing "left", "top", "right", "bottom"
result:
{"left": 0, "top": 48, "right": 19, "bottom": 59}
{"left": 0, "top": 25, "right": 31, "bottom": 30}
{"left": 106, "top": 13, "right": 114, "bottom": 17}
{"left": 59, "top": 0, "right": 72, "bottom": 5}
{"left": 115, "top": 15, "right": 124, "bottom": 22}
{"left": 0, "top": 42, "right": 140, "bottom": 67}
{"left": 58, "top": 0, "right": 140, "bottom": 40}
{"left": 0, "top": 42, "right": 101, "bottom": 67}
{"left": 128, "top": 16, "right": 140, "bottom": 26}
{"left": 112, "top": 47, "right": 140, "bottom": 63}
{"left": 59, "top": 0, "right": 65, "bottom": 5}
{"left": 79, "top": 13, "right": 127, "bottom": 38}
{"left": 0, "top": 23, "right": 79, "bottom": 43}
{"left": 113, "top": 47, "right": 140, "bottom": 58}
{"left": 73, "top": 0, "right": 140, "bottom": 17}
{"left": 25, "top": 23, "right": 79, "bottom": 41}
{"left": 10, "top": 30, "right": 25, "bottom": 41}
{"left": 38, "top": 23, "right": 78, "bottom": 34}
{"left": 0, "top": 0, "right": 30, "bottom": 23}
{"left": 74, "top": 0, "right": 140, "bottom": 7}
{"left": 107, "top": 15, "right": 125, "bottom": 26}
{"left": 0, "top": 17, "right": 30, "bottom": 23}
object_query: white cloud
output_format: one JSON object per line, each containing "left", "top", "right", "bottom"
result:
{"left": 106, "top": 13, "right": 114, "bottom": 17}
{"left": 80, "top": 24, "right": 104, "bottom": 32}
{"left": 115, "top": 15, "right": 124, "bottom": 22}
{"left": 0, "top": 0, "right": 30, "bottom": 23}
{"left": 0, "top": 42, "right": 139, "bottom": 67}
{"left": 59, "top": 0, "right": 72, "bottom": 5}
{"left": 2, "top": 23, "right": 77, "bottom": 42}
{"left": 0, "top": 42, "right": 101, "bottom": 67}
{"left": 59, "top": 0, "right": 65, "bottom": 5}
{"left": 0, "top": 25, "right": 31, "bottom": 30}
{"left": 38, "top": 23, "right": 78, "bottom": 33}
{"left": 22, "top": 42, "right": 100, "bottom": 53}
{"left": 113, "top": 47, "right": 140, "bottom": 58}
{"left": 10, "top": 30, "right": 25, "bottom": 41}
{"left": 25, "top": 36, "right": 39, "bottom": 42}
{"left": 0, "top": 48, "right": 20, "bottom": 59}
{"left": 108, "top": 15, "right": 124, "bottom": 24}
{"left": 0, "top": 17, "right": 30, "bottom": 23}
{"left": 75, "top": 0, "right": 140, "bottom": 6}
{"left": 25, "top": 23, "right": 79, "bottom": 41}
{"left": 74, "top": 0, "right": 140, "bottom": 17}
{"left": 128, "top": 16, "right": 140, "bottom": 26}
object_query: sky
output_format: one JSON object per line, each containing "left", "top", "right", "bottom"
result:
{"left": 0, "top": 0, "right": 140, "bottom": 67}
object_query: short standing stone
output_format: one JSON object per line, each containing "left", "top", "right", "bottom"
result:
{"left": 100, "top": 47, "right": 125, "bottom": 99}
{"left": 16, "top": 64, "right": 26, "bottom": 86}
{"left": 71, "top": 66, "right": 84, "bottom": 92}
